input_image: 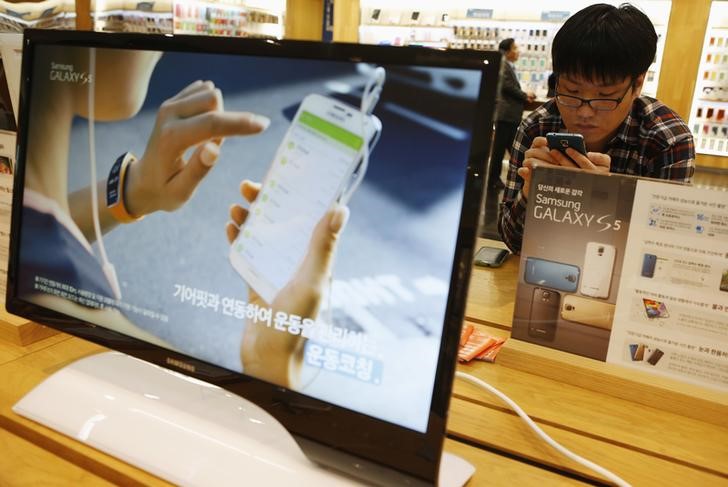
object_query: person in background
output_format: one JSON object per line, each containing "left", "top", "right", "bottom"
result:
{"left": 547, "top": 73, "right": 557, "bottom": 98}
{"left": 487, "top": 38, "right": 535, "bottom": 190}
{"left": 498, "top": 3, "right": 694, "bottom": 254}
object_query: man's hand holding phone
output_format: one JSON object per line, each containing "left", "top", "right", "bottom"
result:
{"left": 546, "top": 132, "right": 610, "bottom": 174}
{"left": 518, "top": 136, "right": 558, "bottom": 199}
{"left": 518, "top": 134, "right": 611, "bottom": 199}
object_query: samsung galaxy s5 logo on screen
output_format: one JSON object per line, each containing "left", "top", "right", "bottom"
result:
{"left": 166, "top": 357, "right": 196, "bottom": 373}
{"left": 49, "top": 62, "right": 93, "bottom": 84}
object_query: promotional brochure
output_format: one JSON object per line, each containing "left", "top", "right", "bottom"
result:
{"left": 512, "top": 167, "right": 727, "bottom": 391}
{"left": 607, "top": 180, "right": 728, "bottom": 391}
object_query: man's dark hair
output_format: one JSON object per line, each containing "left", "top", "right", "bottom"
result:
{"left": 551, "top": 3, "right": 657, "bottom": 84}
{"left": 498, "top": 38, "right": 515, "bottom": 54}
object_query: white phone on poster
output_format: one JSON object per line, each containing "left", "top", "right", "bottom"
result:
{"left": 229, "top": 93, "right": 380, "bottom": 304}
{"left": 580, "top": 242, "right": 616, "bottom": 299}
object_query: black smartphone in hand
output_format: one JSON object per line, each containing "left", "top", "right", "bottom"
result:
{"left": 546, "top": 132, "right": 587, "bottom": 156}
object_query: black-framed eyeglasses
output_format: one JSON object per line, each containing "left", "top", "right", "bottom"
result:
{"left": 554, "top": 83, "right": 633, "bottom": 111}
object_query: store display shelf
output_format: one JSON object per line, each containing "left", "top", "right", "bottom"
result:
{"left": 688, "top": 2, "right": 728, "bottom": 168}
{"left": 696, "top": 98, "right": 728, "bottom": 105}
{"left": 361, "top": 23, "right": 449, "bottom": 29}
{"left": 696, "top": 153, "right": 728, "bottom": 170}
{"left": 696, "top": 149, "right": 728, "bottom": 157}
{"left": 408, "top": 41, "right": 449, "bottom": 48}
{"left": 244, "top": 23, "right": 283, "bottom": 38}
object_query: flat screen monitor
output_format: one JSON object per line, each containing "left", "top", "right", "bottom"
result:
{"left": 7, "top": 29, "right": 499, "bottom": 485}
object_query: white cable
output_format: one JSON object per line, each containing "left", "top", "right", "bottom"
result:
{"left": 338, "top": 66, "right": 384, "bottom": 206}
{"left": 87, "top": 49, "right": 104, "bottom": 262}
{"left": 88, "top": 47, "right": 122, "bottom": 300}
{"left": 326, "top": 67, "right": 385, "bottom": 321}
{"left": 455, "top": 371, "right": 631, "bottom": 487}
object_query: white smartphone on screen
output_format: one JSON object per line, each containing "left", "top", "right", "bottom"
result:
{"left": 580, "top": 242, "right": 616, "bottom": 299}
{"left": 229, "top": 93, "right": 381, "bottom": 304}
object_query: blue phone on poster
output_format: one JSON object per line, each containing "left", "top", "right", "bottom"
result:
{"left": 524, "top": 257, "right": 580, "bottom": 293}
{"left": 641, "top": 253, "right": 657, "bottom": 278}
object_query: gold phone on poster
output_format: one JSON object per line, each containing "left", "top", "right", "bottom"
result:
{"left": 560, "top": 294, "right": 615, "bottom": 330}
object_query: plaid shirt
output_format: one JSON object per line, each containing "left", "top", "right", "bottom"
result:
{"left": 498, "top": 96, "right": 695, "bottom": 254}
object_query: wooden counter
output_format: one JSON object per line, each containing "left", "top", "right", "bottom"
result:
{"left": 0, "top": 336, "right": 579, "bottom": 486}
{"left": 0, "top": 238, "right": 726, "bottom": 485}
{"left": 452, "top": 239, "right": 728, "bottom": 485}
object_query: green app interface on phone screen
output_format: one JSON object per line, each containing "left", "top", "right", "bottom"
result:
{"left": 230, "top": 102, "right": 364, "bottom": 303}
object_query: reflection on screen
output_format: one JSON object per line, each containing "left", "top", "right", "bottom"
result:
{"left": 17, "top": 46, "right": 481, "bottom": 433}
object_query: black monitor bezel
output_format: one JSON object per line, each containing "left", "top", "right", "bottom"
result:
{"left": 7, "top": 29, "right": 499, "bottom": 485}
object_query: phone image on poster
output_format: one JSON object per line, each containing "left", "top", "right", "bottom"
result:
{"left": 560, "top": 294, "right": 615, "bottom": 330}
{"left": 524, "top": 257, "right": 580, "bottom": 293}
{"left": 643, "top": 298, "right": 669, "bottom": 319}
{"left": 647, "top": 348, "right": 664, "bottom": 365}
{"left": 628, "top": 343, "right": 638, "bottom": 360}
{"left": 229, "top": 93, "right": 379, "bottom": 303}
{"left": 641, "top": 253, "right": 657, "bottom": 278}
{"left": 580, "top": 242, "right": 616, "bottom": 298}
{"left": 528, "top": 287, "right": 560, "bottom": 341}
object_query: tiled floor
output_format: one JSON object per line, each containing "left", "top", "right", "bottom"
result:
{"left": 479, "top": 163, "right": 728, "bottom": 241}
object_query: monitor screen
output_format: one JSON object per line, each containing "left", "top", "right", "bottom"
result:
{"left": 8, "top": 30, "right": 499, "bottom": 484}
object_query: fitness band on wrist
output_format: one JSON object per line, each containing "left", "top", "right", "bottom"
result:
{"left": 106, "top": 152, "right": 143, "bottom": 223}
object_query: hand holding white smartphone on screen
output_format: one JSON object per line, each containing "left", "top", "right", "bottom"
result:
{"left": 229, "top": 93, "right": 381, "bottom": 304}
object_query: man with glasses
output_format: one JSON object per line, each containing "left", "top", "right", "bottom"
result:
{"left": 498, "top": 3, "right": 695, "bottom": 254}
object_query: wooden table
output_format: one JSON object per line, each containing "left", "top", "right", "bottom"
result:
{"left": 450, "top": 239, "right": 728, "bottom": 486}
{"left": 464, "top": 239, "right": 518, "bottom": 331}
{"left": 0, "top": 238, "right": 726, "bottom": 486}
{"left": 0, "top": 336, "right": 577, "bottom": 486}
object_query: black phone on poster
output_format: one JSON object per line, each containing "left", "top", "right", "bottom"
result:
{"left": 647, "top": 348, "right": 664, "bottom": 365}
{"left": 641, "top": 253, "right": 657, "bottom": 278}
{"left": 528, "top": 287, "right": 560, "bottom": 341}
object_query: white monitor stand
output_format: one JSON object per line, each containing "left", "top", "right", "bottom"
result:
{"left": 13, "top": 351, "right": 474, "bottom": 486}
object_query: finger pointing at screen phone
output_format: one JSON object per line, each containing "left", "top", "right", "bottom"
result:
{"left": 125, "top": 80, "right": 271, "bottom": 218}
